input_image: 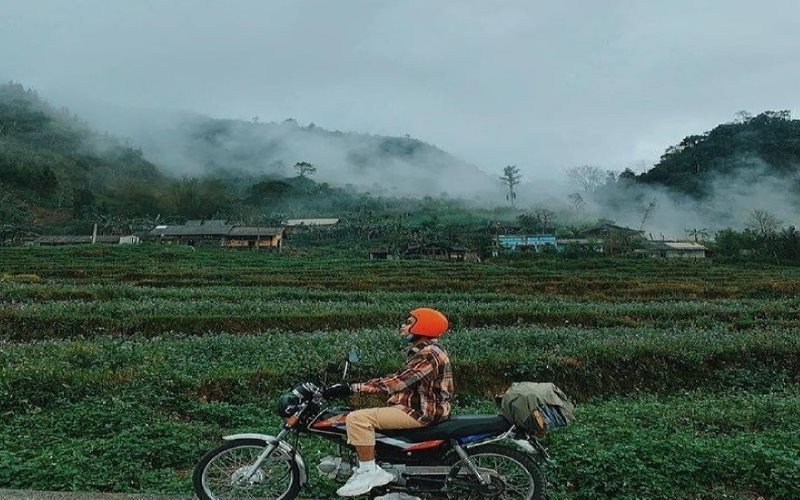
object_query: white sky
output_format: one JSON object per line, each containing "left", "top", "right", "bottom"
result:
{"left": 2, "top": 0, "right": 799, "bottom": 176}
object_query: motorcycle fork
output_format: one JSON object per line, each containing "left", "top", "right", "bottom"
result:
{"left": 240, "top": 428, "right": 291, "bottom": 482}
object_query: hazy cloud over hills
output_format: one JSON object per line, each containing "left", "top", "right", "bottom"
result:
{"left": 2, "top": 0, "right": 799, "bottom": 178}
{"left": 76, "top": 107, "right": 502, "bottom": 199}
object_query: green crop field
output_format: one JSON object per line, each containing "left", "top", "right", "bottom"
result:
{"left": 1, "top": 246, "right": 798, "bottom": 498}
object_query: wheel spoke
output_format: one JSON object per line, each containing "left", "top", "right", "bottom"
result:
{"left": 201, "top": 444, "right": 295, "bottom": 499}
{"left": 447, "top": 448, "right": 538, "bottom": 500}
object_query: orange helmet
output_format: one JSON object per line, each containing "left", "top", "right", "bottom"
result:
{"left": 408, "top": 308, "right": 449, "bottom": 338}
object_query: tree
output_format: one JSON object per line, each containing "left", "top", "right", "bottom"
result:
{"left": 72, "top": 188, "right": 96, "bottom": 218}
{"left": 733, "top": 110, "right": 753, "bottom": 124}
{"left": 499, "top": 165, "right": 521, "bottom": 208}
{"left": 639, "top": 198, "right": 657, "bottom": 232}
{"left": 0, "top": 190, "right": 32, "bottom": 225}
{"left": 33, "top": 166, "right": 58, "bottom": 197}
{"left": 294, "top": 161, "right": 317, "bottom": 177}
{"left": 684, "top": 227, "right": 709, "bottom": 242}
{"left": 567, "top": 192, "right": 585, "bottom": 213}
{"left": 197, "top": 178, "right": 234, "bottom": 217}
{"left": 169, "top": 177, "right": 201, "bottom": 217}
{"left": 168, "top": 177, "right": 232, "bottom": 218}
{"left": 747, "top": 209, "right": 783, "bottom": 237}
{"left": 567, "top": 165, "right": 604, "bottom": 193}
{"left": 113, "top": 181, "right": 163, "bottom": 216}
{"left": 517, "top": 208, "right": 556, "bottom": 233}
{"left": 247, "top": 179, "right": 293, "bottom": 205}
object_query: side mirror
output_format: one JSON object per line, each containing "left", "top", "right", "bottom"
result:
{"left": 342, "top": 350, "right": 360, "bottom": 380}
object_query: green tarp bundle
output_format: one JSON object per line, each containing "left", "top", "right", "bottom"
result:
{"left": 500, "top": 382, "right": 576, "bottom": 434}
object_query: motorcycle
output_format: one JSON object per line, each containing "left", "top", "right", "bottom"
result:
{"left": 193, "top": 352, "right": 549, "bottom": 499}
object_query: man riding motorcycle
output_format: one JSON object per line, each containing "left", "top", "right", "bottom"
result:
{"left": 322, "top": 307, "right": 453, "bottom": 497}
{"left": 193, "top": 305, "right": 551, "bottom": 499}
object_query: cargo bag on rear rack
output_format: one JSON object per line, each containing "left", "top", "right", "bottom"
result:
{"left": 499, "top": 382, "right": 576, "bottom": 435}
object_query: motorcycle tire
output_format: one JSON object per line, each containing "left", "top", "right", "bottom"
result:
{"left": 193, "top": 438, "right": 302, "bottom": 500}
{"left": 445, "top": 443, "right": 545, "bottom": 500}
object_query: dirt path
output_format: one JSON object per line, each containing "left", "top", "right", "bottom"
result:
{"left": 0, "top": 492, "right": 329, "bottom": 499}
{"left": 0, "top": 491, "right": 191, "bottom": 500}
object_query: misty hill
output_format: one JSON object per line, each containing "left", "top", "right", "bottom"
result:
{"left": 0, "top": 82, "right": 500, "bottom": 232}
{"left": 634, "top": 111, "right": 800, "bottom": 197}
{"left": 94, "top": 110, "right": 497, "bottom": 198}
{"left": 0, "top": 82, "right": 168, "bottom": 225}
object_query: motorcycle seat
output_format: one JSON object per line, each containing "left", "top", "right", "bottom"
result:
{"left": 380, "top": 414, "right": 512, "bottom": 441}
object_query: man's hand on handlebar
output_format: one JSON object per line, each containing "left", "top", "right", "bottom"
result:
{"left": 322, "top": 383, "right": 352, "bottom": 399}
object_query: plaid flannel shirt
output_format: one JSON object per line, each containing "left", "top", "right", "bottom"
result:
{"left": 352, "top": 339, "right": 453, "bottom": 425}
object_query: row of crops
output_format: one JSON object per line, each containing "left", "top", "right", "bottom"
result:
{"left": 3, "top": 293, "right": 800, "bottom": 339}
{"left": 1, "top": 246, "right": 799, "bottom": 498}
{"left": 3, "top": 246, "right": 800, "bottom": 297}
{"left": 3, "top": 327, "right": 798, "bottom": 408}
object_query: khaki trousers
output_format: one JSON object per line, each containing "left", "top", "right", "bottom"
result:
{"left": 346, "top": 406, "right": 424, "bottom": 446}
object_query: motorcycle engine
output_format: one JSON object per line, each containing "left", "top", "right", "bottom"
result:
{"left": 317, "top": 456, "right": 354, "bottom": 481}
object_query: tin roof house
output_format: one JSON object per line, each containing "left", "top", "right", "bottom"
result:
{"left": 148, "top": 221, "right": 283, "bottom": 249}
{"left": 641, "top": 241, "right": 707, "bottom": 258}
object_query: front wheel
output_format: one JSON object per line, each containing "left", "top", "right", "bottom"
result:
{"left": 446, "top": 443, "right": 545, "bottom": 500}
{"left": 193, "top": 438, "right": 302, "bottom": 500}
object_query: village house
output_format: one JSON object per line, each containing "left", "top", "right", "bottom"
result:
{"left": 149, "top": 221, "right": 234, "bottom": 246}
{"left": 368, "top": 248, "right": 393, "bottom": 260}
{"left": 495, "top": 233, "right": 609, "bottom": 255}
{"left": 225, "top": 227, "right": 284, "bottom": 249}
{"left": 577, "top": 223, "right": 644, "bottom": 239}
{"left": 640, "top": 241, "right": 708, "bottom": 259}
{"left": 495, "top": 234, "right": 557, "bottom": 253}
{"left": 32, "top": 235, "right": 141, "bottom": 246}
{"left": 403, "top": 243, "right": 468, "bottom": 261}
{"left": 556, "top": 239, "right": 604, "bottom": 253}
{"left": 31, "top": 224, "right": 140, "bottom": 246}
{"left": 574, "top": 224, "right": 645, "bottom": 254}
{"left": 148, "top": 221, "right": 283, "bottom": 249}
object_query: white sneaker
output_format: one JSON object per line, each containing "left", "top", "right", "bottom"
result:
{"left": 336, "top": 466, "right": 395, "bottom": 497}
{"left": 373, "top": 493, "right": 421, "bottom": 500}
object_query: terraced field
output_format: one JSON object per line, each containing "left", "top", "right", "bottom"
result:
{"left": 1, "top": 246, "right": 798, "bottom": 498}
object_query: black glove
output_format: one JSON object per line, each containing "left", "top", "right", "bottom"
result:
{"left": 322, "top": 383, "right": 351, "bottom": 399}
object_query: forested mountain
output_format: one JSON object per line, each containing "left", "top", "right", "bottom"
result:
{"left": 634, "top": 111, "right": 800, "bottom": 196}
{"left": 0, "top": 82, "right": 168, "bottom": 225}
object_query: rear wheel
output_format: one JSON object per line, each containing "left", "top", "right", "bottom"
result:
{"left": 193, "top": 438, "right": 302, "bottom": 500}
{"left": 445, "top": 443, "right": 544, "bottom": 500}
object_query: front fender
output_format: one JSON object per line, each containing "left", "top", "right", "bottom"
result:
{"left": 223, "top": 433, "right": 307, "bottom": 486}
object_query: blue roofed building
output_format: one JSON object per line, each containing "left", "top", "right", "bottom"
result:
{"left": 495, "top": 234, "right": 557, "bottom": 254}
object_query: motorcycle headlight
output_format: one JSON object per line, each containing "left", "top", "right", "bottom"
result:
{"left": 276, "top": 393, "right": 301, "bottom": 418}
{"left": 292, "top": 382, "right": 319, "bottom": 399}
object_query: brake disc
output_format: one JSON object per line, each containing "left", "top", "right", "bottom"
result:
{"left": 231, "top": 466, "right": 265, "bottom": 485}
